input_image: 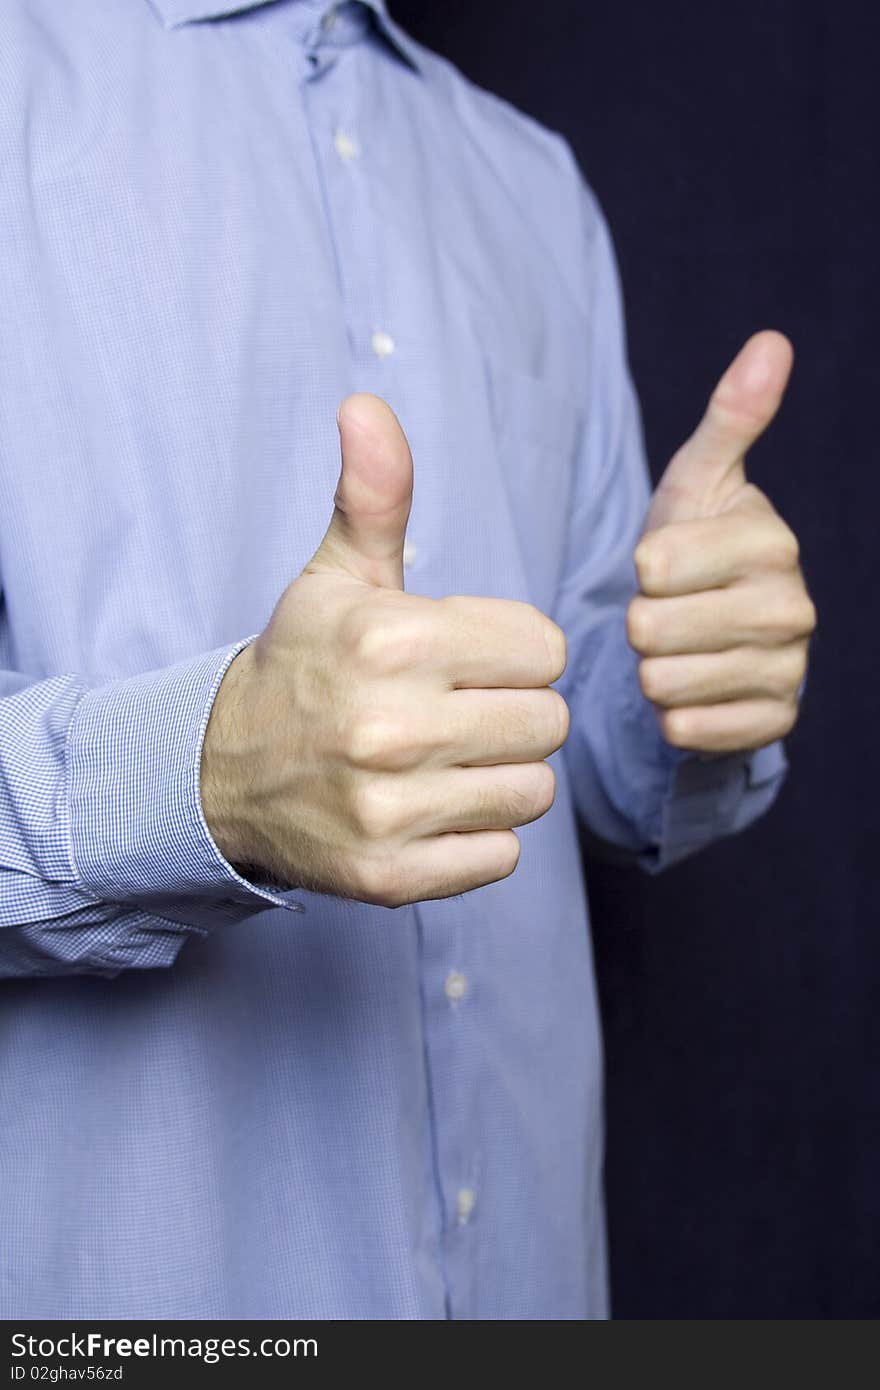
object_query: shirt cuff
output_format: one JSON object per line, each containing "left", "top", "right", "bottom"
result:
{"left": 65, "top": 637, "right": 304, "bottom": 930}
{"left": 645, "top": 738, "right": 789, "bottom": 873}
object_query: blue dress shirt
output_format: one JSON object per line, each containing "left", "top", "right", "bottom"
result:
{"left": 0, "top": 0, "right": 788, "bottom": 1319}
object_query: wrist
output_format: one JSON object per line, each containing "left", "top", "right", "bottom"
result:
{"left": 200, "top": 643, "right": 263, "bottom": 872}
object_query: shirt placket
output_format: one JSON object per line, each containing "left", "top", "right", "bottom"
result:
{"left": 298, "top": 5, "right": 480, "bottom": 1317}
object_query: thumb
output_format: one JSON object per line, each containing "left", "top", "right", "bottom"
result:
{"left": 306, "top": 392, "right": 413, "bottom": 589}
{"left": 656, "top": 330, "right": 794, "bottom": 517}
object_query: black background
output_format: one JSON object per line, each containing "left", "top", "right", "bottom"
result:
{"left": 394, "top": 0, "right": 880, "bottom": 1317}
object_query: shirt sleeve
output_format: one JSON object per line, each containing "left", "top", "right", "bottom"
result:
{"left": 0, "top": 636, "right": 302, "bottom": 980}
{"left": 555, "top": 183, "right": 790, "bottom": 872}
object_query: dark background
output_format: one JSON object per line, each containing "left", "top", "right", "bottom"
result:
{"left": 394, "top": 0, "right": 880, "bottom": 1317}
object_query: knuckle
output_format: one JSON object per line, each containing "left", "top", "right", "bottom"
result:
{"left": 348, "top": 606, "right": 420, "bottom": 676}
{"left": 505, "top": 763, "right": 556, "bottom": 824}
{"left": 543, "top": 618, "right": 568, "bottom": 682}
{"left": 349, "top": 777, "right": 402, "bottom": 842}
{"left": 774, "top": 596, "right": 817, "bottom": 641}
{"left": 773, "top": 646, "right": 808, "bottom": 698}
{"left": 770, "top": 520, "right": 801, "bottom": 570}
{"left": 532, "top": 762, "right": 557, "bottom": 817}
{"left": 638, "top": 658, "right": 666, "bottom": 703}
{"left": 659, "top": 707, "right": 693, "bottom": 748}
{"left": 546, "top": 689, "right": 570, "bottom": 749}
{"left": 343, "top": 714, "right": 394, "bottom": 769}
{"left": 777, "top": 698, "right": 799, "bottom": 737}
{"left": 344, "top": 711, "right": 418, "bottom": 773}
{"left": 801, "top": 596, "right": 818, "bottom": 636}
{"left": 494, "top": 831, "right": 521, "bottom": 880}
{"left": 349, "top": 853, "right": 407, "bottom": 909}
{"left": 626, "top": 597, "right": 654, "bottom": 653}
{"left": 518, "top": 601, "right": 566, "bottom": 682}
{"left": 633, "top": 536, "right": 668, "bottom": 592}
{"left": 353, "top": 622, "right": 389, "bottom": 672}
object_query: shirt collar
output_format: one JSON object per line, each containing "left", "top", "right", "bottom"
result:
{"left": 144, "top": 0, "right": 424, "bottom": 74}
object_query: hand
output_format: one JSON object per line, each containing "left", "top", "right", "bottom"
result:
{"left": 201, "top": 395, "right": 569, "bottom": 907}
{"left": 628, "top": 331, "right": 817, "bottom": 754}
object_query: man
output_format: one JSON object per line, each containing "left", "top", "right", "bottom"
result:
{"left": 0, "top": 0, "right": 814, "bottom": 1320}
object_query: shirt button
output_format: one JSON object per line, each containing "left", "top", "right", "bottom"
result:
{"left": 456, "top": 1188, "right": 476, "bottom": 1225}
{"left": 402, "top": 539, "right": 418, "bottom": 569}
{"left": 333, "top": 129, "right": 358, "bottom": 162}
{"left": 444, "top": 970, "right": 467, "bottom": 1002}
{"left": 371, "top": 330, "right": 395, "bottom": 360}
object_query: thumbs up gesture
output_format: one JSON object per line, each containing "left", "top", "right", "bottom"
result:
{"left": 628, "top": 331, "right": 816, "bottom": 754}
{"left": 201, "top": 394, "right": 569, "bottom": 907}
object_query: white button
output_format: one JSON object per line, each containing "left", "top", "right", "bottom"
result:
{"left": 371, "top": 330, "right": 395, "bottom": 360}
{"left": 444, "top": 970, "right": 467, "bottom": 1002}
{"left": 402, "top": 539, "right": 418, "bottom": 569}
{"left": 333, "top": 129, "right": 358, "bottom": 162}
{"left": 456, "top": 1188, "right": 476, "bottom": 1225}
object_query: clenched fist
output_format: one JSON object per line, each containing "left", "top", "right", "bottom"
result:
{"left": 629, "top": 331, "right": 817, "bottom": 754}
{"left": 201, "top": 394, "right": 569, "bottom": 907}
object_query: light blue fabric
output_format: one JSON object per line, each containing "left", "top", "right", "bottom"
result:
{"left": 0, "top": 0, "right": 788, "bottom": 1319}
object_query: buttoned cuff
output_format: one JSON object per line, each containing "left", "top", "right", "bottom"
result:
{"left": 65, "top": 637, "right": 303, "bottom": 930}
